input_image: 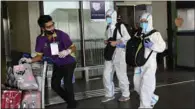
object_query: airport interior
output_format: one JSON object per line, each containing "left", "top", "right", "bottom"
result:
{"left": 1, "top": 1, "right": 195, "bottom": 109}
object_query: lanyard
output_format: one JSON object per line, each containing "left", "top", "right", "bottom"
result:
{"left": 52, "top": 36, "right": 57, "bottom": 43}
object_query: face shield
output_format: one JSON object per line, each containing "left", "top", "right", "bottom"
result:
{"left": 105, "top": 9, "right": 117, "bottom": 26}
{"left": 140, "top": 13, "right": 153, "bottom": 33}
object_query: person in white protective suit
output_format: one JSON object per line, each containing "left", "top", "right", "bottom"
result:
{"left": 102, "top": 9, "right": 131, "bottom": 102}
{"left": 133, "top": 12, "right": 166, "bottom": 108}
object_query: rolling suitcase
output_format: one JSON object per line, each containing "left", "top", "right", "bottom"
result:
{"left": 1, "top": 90, "right": 22, "bottom": 109}
{"left": 21, "top": 91, "right": 41, "bottom": 108}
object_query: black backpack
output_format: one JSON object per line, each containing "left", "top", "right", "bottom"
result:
{"left": 104, "top": 23, "right": 123, "bottom": 61}
{"left": 125, "top": 29, "right": 157, "bottom": 67}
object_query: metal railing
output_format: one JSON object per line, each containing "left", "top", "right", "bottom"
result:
{"left": 73, "top": 39, "right": 105, "bottom": 77}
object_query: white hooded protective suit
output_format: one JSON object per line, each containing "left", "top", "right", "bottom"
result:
{"left": 133, "top": 13, "right": 166, "bottom": 108}
{"left": 103, "top": 9, "right": 131, "bottom": 98}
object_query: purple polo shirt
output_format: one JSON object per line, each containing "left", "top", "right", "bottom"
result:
{"left": 35, "top": 29, "right": 76, "bottom": 66}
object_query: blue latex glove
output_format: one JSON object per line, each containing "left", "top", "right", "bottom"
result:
{"left": 144, "top": 40, "right": 153, "bottom": 48}
{"left": 19, "top": 53, "right": 32, "bottom": 64}
{"left": 22, "top": 53, "right": 32, "bottom": 58}
{"left": 116, "top": 43, "right": 126, "bottom": 48}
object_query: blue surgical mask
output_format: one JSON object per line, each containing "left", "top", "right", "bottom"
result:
{"left": 140, "top": 22, "right": 148, "bottom": 33}
{"left": 106, "top": 18, "right": 112, "bottom": 24}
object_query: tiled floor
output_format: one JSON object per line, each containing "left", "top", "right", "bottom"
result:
{"left": 46, "top": 82, "right": 194, "bottom": 109}
{"left": 45, "top": 70, "right": 194, "bottom": 108}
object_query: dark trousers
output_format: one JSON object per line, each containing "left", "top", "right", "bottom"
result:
{"left": 51, "top": 62, "right": 76, "bottom": 108}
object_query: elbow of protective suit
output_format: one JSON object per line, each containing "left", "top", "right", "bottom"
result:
{"left": 149, "top": 32, "right": 166, "bottom": 53}
{"left": 151, "top": 41, "right": 166, "bottom": 53}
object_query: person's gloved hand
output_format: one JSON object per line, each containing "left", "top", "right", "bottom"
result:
{"left": 144, "top": 39, "right": 153, "bottom": 48}
{"left": 116, "top": 43, "right": 126, "bottom": 48}
{"left": 58, "top": 49, "right": 71, "bottom": 58}
{"left": 19, "top": 58, "right": 32, "bottom": 64}
{"left": 116, "top": 40, "right": 126, "bottom": 48}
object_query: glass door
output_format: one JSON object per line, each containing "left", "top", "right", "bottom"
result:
{"left": 82, "top": 1, "right": 113, "bottom": 77}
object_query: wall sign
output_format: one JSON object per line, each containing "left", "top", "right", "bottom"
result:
{"left": 90, "top": 1, "right": 105, "bottom": 20}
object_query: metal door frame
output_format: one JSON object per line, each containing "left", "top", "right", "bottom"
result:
{"left": 1, "top": 1, "right": 12, "bottom": 64}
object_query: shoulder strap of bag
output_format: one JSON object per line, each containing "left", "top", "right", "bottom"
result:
{"left": 118, "top": 23, "right": 123, "bottom": 38}
{"left": 145, "top": 50, "right": 153, "bottom": 62}
{"left": 144, "top": 29, "right": 157, "bottom": 38}
{"left": 106, "top": 25, "right": 109, "bottom": 30}
{"left": 116, "top": 23, "right": 123, "bottom": 38}
{"left": 112, "top": 23, "right": 124, "bottom": 40}
{"left": 113, "top": 26, "right": 118, "bottom": 40}
{"left": 144, "top": 29, "right": 158, "bottom": 61}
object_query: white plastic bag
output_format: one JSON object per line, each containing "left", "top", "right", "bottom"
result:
{"left": 13, "top": 64, "right": 38, "bottom": 90}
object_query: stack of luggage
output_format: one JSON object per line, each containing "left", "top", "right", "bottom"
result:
{"left": 1, "top": 53, "right": 42, "bottom": 108}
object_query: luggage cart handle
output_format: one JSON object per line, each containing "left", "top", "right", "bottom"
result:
{"left": 22, "top": 53, "right": 53, "bottom": 64}
{"left": 42, "top": 56, "right": 53, "bottom": 64}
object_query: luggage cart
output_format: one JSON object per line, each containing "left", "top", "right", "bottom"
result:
{"left": 24, "top": 54, "right": 52, "bottom": 109}
{"left": 41, "top": 60, "right": 47, "bottom": 108}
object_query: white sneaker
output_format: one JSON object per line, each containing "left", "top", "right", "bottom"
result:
{"left": 151, "top": 95, "right": 159, "bottom": 107}
{"left": 101, "top": 96, "right": 115, "bottom": 103}
{"left": 118, "top": 96, "right": 130, "bottom": 102}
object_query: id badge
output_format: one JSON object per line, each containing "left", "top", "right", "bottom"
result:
{"left": 50, "top": 43, "right": 59, "bottom": 55}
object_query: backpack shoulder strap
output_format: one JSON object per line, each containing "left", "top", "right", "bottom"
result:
{"left": 144, "top": 29, "right": 158, "bottom": 38}
{"left": 144, "top": 29, "right": 157, "bottom": 61}
{"left": 106, "top": 25, "right": 109, "bottom": 30}
{"left": 145, "top": 50, "right": 153, "bottom": 62}
{"left": 116, "top": 23, "right": 123, "bottom": 37}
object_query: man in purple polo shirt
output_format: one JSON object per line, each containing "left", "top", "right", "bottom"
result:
{"left": 20, "top": 15, "right": 77, "bottom": 108}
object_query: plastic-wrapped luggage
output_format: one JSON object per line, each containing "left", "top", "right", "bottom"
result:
{"left": 13, "top": 63, "right": 38, "bottom": 90}
{"left": 35, "top": 76, "right": 42, "bottom": 91}
{"left": 1, "top": 90, "right": 22, "bottom": 109}
{"left": 5, "top": 65, "right": 18, "bottom": 88}
{"left": 31, "top": 62, "right": 43, "bottom": 92}
{"left": 21, "top": 91, "right": 41, "bottom": 108}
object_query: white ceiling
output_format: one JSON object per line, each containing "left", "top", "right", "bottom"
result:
{"left": 116, "top": 1, "right": 152, "bottom": 6}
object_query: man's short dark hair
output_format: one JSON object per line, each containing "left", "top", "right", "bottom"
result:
{"left": 37, "top": 15, "right": 52, "bottom": 28}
